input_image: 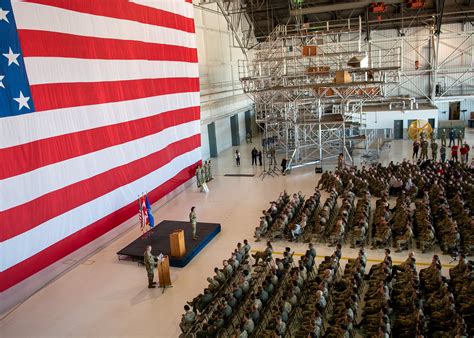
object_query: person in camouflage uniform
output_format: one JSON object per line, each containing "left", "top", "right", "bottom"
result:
{"left": 144, "top": 245, "right": 157, "bottom": 288}
{"left": 431, "top": 141, "right": 438, "bottom": 161}
{"left": 420, "top": 139, "right": 429, "bottom": 161}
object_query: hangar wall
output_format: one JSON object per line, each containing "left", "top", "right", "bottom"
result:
{"left": 194, "top": 3, "right": 255, "bottom": 160}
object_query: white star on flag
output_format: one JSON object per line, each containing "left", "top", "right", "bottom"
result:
{"left": 3, "top": 47, "right": 20, "bottom": 66}
{"left": 0, "top": 75, "right": 4, "bottom": 89}
{"left": 0, "top": 8, "right": 9, "bottom": 23}
{"left": 13, "top": 91, "right": 31, "bottom": 110}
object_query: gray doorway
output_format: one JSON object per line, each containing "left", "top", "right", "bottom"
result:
{"left": 230, "top": 114, "right": 240, "bottom": 146}
{"left": 245, "top": 110, "right": 252, "bottom": 137}
{"left": 394, "top": 120, "right": 403, "bottom": 139}
{"left": 207, "top": 122, "right": 217, "bottom": 158}
{"left": 449, "top": 102, "right": 460, "bottom": 120}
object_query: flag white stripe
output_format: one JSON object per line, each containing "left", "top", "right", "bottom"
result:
{"left": 25, "top": 58, "right": 200, "bottom": 85}
{"left": 130, "top": 0, "right": 194, "bottom": 19}
{"left": 0, "top": 121, "right": 200, "bottom": 210}
{"left": 12, "top": 2, "right": 196, "bottom": 48}
{"left": 0, "top": 92, "right": 200, "bottom": 148}
{"left": 0, "top": 148, "right": 201, "bottom": 272}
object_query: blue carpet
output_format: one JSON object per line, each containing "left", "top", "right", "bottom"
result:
{"left": 117, "top": 220, "right": 221, "bottom": 267}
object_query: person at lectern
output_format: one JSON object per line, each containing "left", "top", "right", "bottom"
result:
{"left": 144, "top": 245, "right": 157, "bottom": 288}
{"left": 189, "top": 206, "right": 197, "bottom": 240}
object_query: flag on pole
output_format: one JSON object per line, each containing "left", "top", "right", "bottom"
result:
{"left": 140, "top": 194, "right": 149, "bottom": 232}
{"left": 145, "top": 194, "right": 155, "bottom": 228}
{"left": 138, "top": 195, "right": 144, "bottom": 232}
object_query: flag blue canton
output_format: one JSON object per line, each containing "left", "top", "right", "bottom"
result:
{"left": 0, "top": 0, "right": 35, "bottom": 118}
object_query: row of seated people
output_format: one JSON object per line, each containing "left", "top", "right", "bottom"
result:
{"left": 371, "top": 186, "right": 462, "bottom": 255}
{"left": 389, "top": 191, "right": 414, "bottom": 252}
{"left": 326, "top": 191, "right": 355, "bottom": 247}
{"left": 360, "top": 252, "right": 471, "bottom": 337}
{"left": 325, "top": 249, "right": 366, "bottom": 337}
{"left": 419, "top": 255, "right": 467, "bottom": 336}
{"left": 351, "top": 192, "right": 371, "bottom": 248}
{"left": 317, "top": 171, "right": 344, "bottom": 194}
{"left": 448, "top": 191, "right": 473, "bottom": 255}
{"left": 413, "top": 195, "right": 436, "bottom": 253}
{"left": 330, "top": 160, "right": 472, "bottom": 251}
{"left": 312, "top": 189, "right": 339, "bottom": 239}
{"left": 293, "top": 248, "right": 342, "bottom": 337}
{"left": 289, "top": 190, "right": 321, "bottom": 242}
{"left": 252, "top": 245, "right": 317, "bottom": 337}
{"left": 450, "top": 254, "right": 474, "bottom": 335}
{"left": 372, "top": 195, "right": 392, "bottom": 249}
{"left": 361, "top": 249, "right": 393, "bottom": 337}
{"left": 319, "top": 163, "right": 470, "bottom": 255}
{"left": 322, "top": 159, "right": 472, "bottom": 202}
{"left": 255, "top": 191, "right": 291, "bottom": 241}
{"left": 213, "top": 248, "right": 292, "bottom": 337}
{"left": 428, "top": 183, "right": 460, "bottom": 254}
{"left": 184, "top": 241, "right": 289, "bottom": 337}
{"left": 391, "top": 252, "right": 423, "bottom": 337}
{"left": 180, "top": 241, "right": 252, "bottom": 334}
{"left": 255, "top": 192, "right": 305, "bottom": 242}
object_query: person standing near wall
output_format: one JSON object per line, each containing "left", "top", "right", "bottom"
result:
{"left": 270, "top": 147, "right": 276, "bottom": 167}
{"left": 440, "top": 144, "right": 446, "bottom": 162}
{"left": 207, "top": 160, "right": 213, "bottom": 181}
{"left": 420, "top": 139, "right": 429, "bottom": 161}
{"left": 337, "top": 153, "right": 344, "bottom": 170}
{"left": 431, "top": 141, "right": 438, "bottom": 161}
{"left": 235, "top": 150, "right": 241, "bottom": 166}
{"left": 251, "top": 147, "right": 258, "bottom": 166}
{"left": 449, "top": 129, "right": 455, "bottom": 146}
{"left": 195, "top": 165, "right": 202, "bottom": 188}
{"left": 189, "top": 206, "right": 197, "bottom": 240}
{"left": 412, "top": 140, "right": 420, "bottom": 160}
{"left": 440, "top": 129, "right": 447, "bottom": 147}
{"left": 460, "top": 143, "right": 470, "bottom": 164}
{"left": 451, "top": 144, "right": 459, "bottom": 162}
{"left": 281, "top": 157, "right": 288, "bottom": 175}
{"left": 465, "top": 143, "right": 470, "bottom": 162}
{"left": 457, "top": 130, "right": 463, "bottom": 146}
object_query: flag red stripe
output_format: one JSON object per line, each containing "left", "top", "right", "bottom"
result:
{"left": 0, "top": 135, "right": 200, "bottom": 242}
{"left": 0, "top": 164, "right": 198, "bottom": 292}
{"left": 18, "top": 30, "right": 198, "bottom": 62}
{"left": 24, "top": 0, "right": 195, "bottom": 33}
{"left": 31, "top": 77, "right": 200, "bottom": 111}
{"left": 0, "top": 106, "right": 200, "bottom": 179}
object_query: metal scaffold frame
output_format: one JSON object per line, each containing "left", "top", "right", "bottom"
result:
{"left": 198, "top": 0, "right": 259, "bottom": 54}
{"left": 239, "top": 20, "right": 407, "bottom": 171}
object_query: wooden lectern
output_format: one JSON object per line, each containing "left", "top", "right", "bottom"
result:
{"left": 157, "top": 255, "right": 171, "bottom": 288}
{"left": 170, "top": 229, "right": 186, "bottom": 257}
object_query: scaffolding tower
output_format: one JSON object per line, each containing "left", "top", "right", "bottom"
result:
{"left": 239, "top": 21, "right": 406, "bottom": 170}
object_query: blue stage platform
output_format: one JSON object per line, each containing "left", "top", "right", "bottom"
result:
{"left": 117, "top": 220, "right": 221, "bottom": 267}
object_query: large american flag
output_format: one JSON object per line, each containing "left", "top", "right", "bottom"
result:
{"left": 0, "top": 0, "right": 200, "bottom": 292}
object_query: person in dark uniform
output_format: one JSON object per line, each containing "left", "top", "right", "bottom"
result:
{"left": 449, "top": 129, "right": 455, "bottom": 146}
{"left": 258, "top": 150, "right": 263, "bottom": 166}
{"left": 251, "top": 147, "right": 258, "bottom": 166}
{"left": 412, "top": 140, "right": 420, "bottom": 159}
{"left": 281, "top": 157, "right": 288, "bottom": 174}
